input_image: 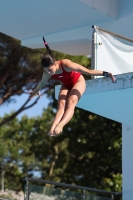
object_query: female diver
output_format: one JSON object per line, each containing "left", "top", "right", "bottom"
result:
{"left": 29, "top": 38, "right": 116, "bottom": 136}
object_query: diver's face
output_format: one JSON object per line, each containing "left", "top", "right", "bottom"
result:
{"left": 44, "top": 63, "right": 56, "bottom": 75}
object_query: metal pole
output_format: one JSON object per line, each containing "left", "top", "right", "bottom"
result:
{"left": 91, "top": 26, "right": 96, "bottom": 71}
{"left": 25, "top": 179, "right": 29, "bottom": 200}
{"left": 91, "top": 25, "right": 97, "bottom": 79}
{"left": 111, "top": 194, "right": 114, "bottom": 200}
{"left": 1, "top": 163, "right": 4, "bottom": 193}
{"left": 82, "top": 189, "right": 86, "bottom": 200}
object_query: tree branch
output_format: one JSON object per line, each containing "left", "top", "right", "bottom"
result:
{"left": 0, "top": 96, "right": 41, "bottom": 127}
{"left": 48, "top": 145, "right": 59, "bottom": 179}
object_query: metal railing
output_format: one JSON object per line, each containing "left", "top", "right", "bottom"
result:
{"left": 23, "top": 177, "right": 122, "bottom": 200}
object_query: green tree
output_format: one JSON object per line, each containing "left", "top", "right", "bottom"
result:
{"left": 0, "top": 106, "right": 55, "bottom": 191}
{"left": 0, "top": 108, "right": 122, "bottom": 193}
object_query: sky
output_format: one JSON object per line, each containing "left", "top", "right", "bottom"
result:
{"left": 0, "top": 93, "right": 50, "bottom": 120}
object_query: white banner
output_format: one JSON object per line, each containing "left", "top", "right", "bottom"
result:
{"left": 94, "top": 28, "right": 133, "bottom": 76}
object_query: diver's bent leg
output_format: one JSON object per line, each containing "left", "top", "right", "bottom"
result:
{"left": 54, "top": 75, "right": 86, "bottom": 135}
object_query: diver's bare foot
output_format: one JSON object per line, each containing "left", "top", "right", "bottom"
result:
{"left": 48, "top": 129, "right": 56, "bottom": 137}
{"left": 54, "top": 122, "right": 64, "bottom": 135}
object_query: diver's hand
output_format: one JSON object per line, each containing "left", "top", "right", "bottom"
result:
{"left": 28, "top": 90, "right": 41, "bottom": 99}
{"left": 108, "top": 72, "right": 117, "bottom": 83}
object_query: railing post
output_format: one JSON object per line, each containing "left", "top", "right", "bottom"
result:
{"left": 25, "top": 178, "right": 30, "bottom": 200}
{"left": 82, "top": 189, "right": 86, "bottom": 200}
{"left": 111, "top": 194, "right": 114, "bottom": 200}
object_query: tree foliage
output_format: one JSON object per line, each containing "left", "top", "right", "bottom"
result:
{"left": 0, "top": 108, "right": 122, "bottom": 193}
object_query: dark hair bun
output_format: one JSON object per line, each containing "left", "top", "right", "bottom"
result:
{"left": 41, "top": 55, "right": 55, "bottom": 68}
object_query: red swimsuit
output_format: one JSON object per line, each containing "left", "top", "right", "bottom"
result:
{"left": 52, "top": 60, "right": 81, "bottom": 89}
